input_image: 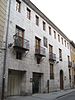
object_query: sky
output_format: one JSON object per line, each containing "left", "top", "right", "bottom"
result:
{"left": 30, "top": 0, "right": 75, "bottom": 42}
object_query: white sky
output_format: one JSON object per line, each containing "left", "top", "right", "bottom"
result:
{"left": 31, "top": 0, "right": 75, "bottom": 42}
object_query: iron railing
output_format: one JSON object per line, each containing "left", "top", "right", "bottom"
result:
{"left": 35, "top": 46, "right": 46, "bottom": 57}
{"left": 13, "top": 35, "right": 29, "bottom": 50}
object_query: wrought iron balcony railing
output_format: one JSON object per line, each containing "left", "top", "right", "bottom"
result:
{"left": 49, "top": 52, "right": 56, "bottom": 61}
{"left": 13, "top": 35, "right": 29, "bottom": 51}
{"left": 68, "top": 61, "right": 72, "bottom": 67}
{"left": 35, "top": 46, "right": 46, "bottom": 57}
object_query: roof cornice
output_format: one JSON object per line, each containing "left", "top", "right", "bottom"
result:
{"left": 23, "top": 0, "right": 70, "bottom": 42}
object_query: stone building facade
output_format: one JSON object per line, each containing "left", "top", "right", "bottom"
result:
{"left": 70, "top": 41, "right": 75, "bottom": 88}
{"left": 0, "top": 0, "right": 71, "bottom": 97}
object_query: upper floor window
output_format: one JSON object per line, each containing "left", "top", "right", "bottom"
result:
{"left": 68, "top": 55, "right": 70, "bottom": 62}
{"left": 49, "top": 27, "right": 51, "bottom": 35}
{"left": 16, "top": 0, "right": 21, "bottom": 12}
{"left": 54, "top": 31, "right": 56, "bottom": 39}
{"left": 61, "top": 37, "right": 63, "bottom": 44}
{"left": 49, "top": 44, "right": 53, "bottom": 53}
{"left": 43, "top": 21, "right": 46, "bottom": 31}
{"left": 16, "top": 26, "right": 24, "bottom": 37}
{"left": 64, "top": 40, "right": 66, "bottom": 47}
{"left": 27, "top": 8, "right": 31, "bottom": 20}
{"left": 67, "top": 42, "right": 69, "bottom": 49}
{"left": 59, "top": 48, "right": 62, "bottom": 61}
{"left": 43, "top": 37, "right": 47, "bottom": 47}
{"left": 58, "top": 34, "right": 60, "bottom": 42}
{"left": 35, "top": 15, "right": 39, "bottom": 26}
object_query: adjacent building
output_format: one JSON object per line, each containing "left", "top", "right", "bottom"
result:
{"left": 0, "top": 0, "right": 72, "bottom": 97}
{"left": 0, "top": 0, "right": 7, "bottom": 98}
{"left": 70, "top": 41, "right": 75, "bottom": 88}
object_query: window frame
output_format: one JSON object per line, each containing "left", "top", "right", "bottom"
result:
{"left": 27, "top": 8, "right": 31, "bottom": 20}
{"left": 43, "top": 21, "right": 46, "bottom": 31}
{"left": 61, "top": 37, "right": 63, "bottom": 44}
{"left": 59, "top": 48, "right": 62, "bottom": 61}
{"left": 16, "top": 0, "right": 21, "bottom": 12}
{"left": 64, "top": 40, "right": 66, "bottom": 47}
{"left": 49, "top": 27, "right": 51, "bottom": 35}
{"left": 43, "top": 37, "right": 47, "bottom": 47}
{"left": 35, "top": 15, "right": 39, "bottom": 26}
{"left": 58, "top": 34, "right": 60, "bottom": 42}
{"left": 54, "top": 31, "right": 56, "bottom": 39}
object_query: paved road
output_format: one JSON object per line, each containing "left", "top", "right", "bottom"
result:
{"left": 6, "top": 89, "right": 75, "bottom": 100}
{"left": 56, "top": 91, "right": 75, "bottom": 100}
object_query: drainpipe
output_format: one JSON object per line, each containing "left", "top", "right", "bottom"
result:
{"left": 1, "top": 0, "right": 11, "bottom": 100}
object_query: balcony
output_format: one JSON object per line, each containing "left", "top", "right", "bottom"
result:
{"left": 68, "top": 61, "right": 72, "bottom": 67}
{"left": 13, "top": 35, "right": 29, "bottom": 52}
{"left": 35, "top": 46, "right": 46, "bottom": 57}
{"left": 49, "top": 52, "right": 56, "bottom": 61}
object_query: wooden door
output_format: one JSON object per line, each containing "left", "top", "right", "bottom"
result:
{"left": 60, "top": 70, "right": 64, "bottom": 90}
{"left": 8, "top": 71, "right": 21, "bottom": 96}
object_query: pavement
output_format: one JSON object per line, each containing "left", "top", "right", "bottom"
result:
{"left": 6, "top": 89, "right": 75, "bottom": 100}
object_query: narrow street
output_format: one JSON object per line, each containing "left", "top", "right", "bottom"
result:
{"left": 56, "top": 91, "right": 75, "bottom": 100}
{"left": 6, "top": 89, "right": 75, "bottom": 100}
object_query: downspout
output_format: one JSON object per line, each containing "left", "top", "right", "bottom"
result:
{"left": 1, "top": 0, "right": 11, "bottom": 100}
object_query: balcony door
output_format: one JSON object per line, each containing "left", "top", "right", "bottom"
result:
{"left": 16, "top": 26, "right": 24, "bottom": 47}
{"left": 35, "top": 37, "right": 41, "bottom": 52}
{"left": 49, "top": 44, "right": 53, "bottom": 53}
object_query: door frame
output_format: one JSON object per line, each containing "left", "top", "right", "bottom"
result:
{"left": 32, "top": 72, "right": 43, "bottom": 94}
{"left": 60, "top": 70, "right": 64, "bottom": 90}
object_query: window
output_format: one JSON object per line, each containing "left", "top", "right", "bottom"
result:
{"left": 50, "top": 63, "right": 54, "bottom": 79}
{"left": 49, "top": 44, "right": 53, "bottom": 53}
{"left": 35, "top": 15, "right": 39, "bottom": 26}
{"left": 16, "top": 0, "right": 21, "bottom": 12}
{"left": 15, "top": 26, "right": 24, "bottom": 47}
{"left": 68, "top": 55, "right": 70, "bottom": 62}
{"left": 54, "top": 31, "right": 56, "bottom": 39}
{"left": 67, "top": 42, "right": 69, "bottom": 49}
{"left": 43, "top": 37, "right": 47, "bottom": 47}
{"left": 43, "top": 21, "right": 46, "bottom": 31}
{"left": 27, "top": 8, "right": 31, "bottom": 20}
{"left": 49, "top": 27, "right": 51, "bottom": 35}
{"left": 59, "top": 48, "right": 62, "bottom": 61}
{"left": 58, "top": 34, "right": 60, "bottom": 42}
{"left": 61, "top": 37, "right": 63, "bottom": 44}
{"left": 16, "top": 52, "right": 22, "bottom": 60}
{"left": 35, "top": 37, "right": 40, "bottom": 49}
{"left": 64, "top": 40, "right": 66, "bottom": 47}
{"left": 16, "top": 26, "right": 24, "bottom": 37}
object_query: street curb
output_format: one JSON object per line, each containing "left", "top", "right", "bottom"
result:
{"left": 56, "top": 91, "right": 74, "bottom": 99}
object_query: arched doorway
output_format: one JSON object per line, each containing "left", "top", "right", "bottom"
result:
{"left": 60, "top": 70, "right": 64, "bottom": 90}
